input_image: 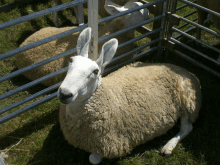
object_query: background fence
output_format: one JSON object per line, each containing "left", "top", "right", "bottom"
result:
{"left": 165, "top": 0, "right": 220, "bottom": 79}
{"left": 0, "top": 0, "right": 166, "bottom": 124}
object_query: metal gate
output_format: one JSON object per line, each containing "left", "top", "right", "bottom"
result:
{"left": 164, "top": 0, "right": 220, "bottom": 78}
{"left": 0, "top": 0, "right": 166, "bottom": 124}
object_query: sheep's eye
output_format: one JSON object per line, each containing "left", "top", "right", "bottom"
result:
{"left": 93, "top": 69, "right": 99, "bottom": 75}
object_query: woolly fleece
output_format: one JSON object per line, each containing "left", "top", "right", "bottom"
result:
{"left": 16, "top": 17, "right": 134, "bottom": 86}
{"left": 59, "top": 62, "right": 201, "bottom": 159}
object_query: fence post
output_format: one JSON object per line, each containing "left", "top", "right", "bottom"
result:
{"left": 157, "top": 0, "right": 168, "bottom": 60}
{"left": 88, "top": 0, "right": 98, "bottom": 60}
{"left": 167, "top": 0, "right": 177, "bottom": 39}
{"left": 150, "top": 2, "right": 164, "bottom": 49}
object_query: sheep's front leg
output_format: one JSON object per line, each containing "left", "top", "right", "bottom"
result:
{"left": 161, "top": 115, "right": 193, "bottom": 155}
{"left": 89, "top": 154, "right": 103, "bottom": 164}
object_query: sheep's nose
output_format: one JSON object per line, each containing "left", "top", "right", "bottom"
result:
{"left": 59, "top": 88, "right": 73, "bottom": 103}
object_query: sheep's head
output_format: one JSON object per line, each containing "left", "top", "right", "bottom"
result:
{"left": 58, "top": 27, "right": 118, "bottom": 105}
{"left": 105, "top": 0, "right": 150, "bottom": 26}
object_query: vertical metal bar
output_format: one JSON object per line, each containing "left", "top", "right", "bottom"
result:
{"left": 167, "top": 0, "right": 177, "bottom": 39}
{"left": 150, "top": 2, "right": 164, "bottom": 48}
{"left": 88, "top": 0, "right": 98, "bottom": 60}
{"left": 157, "top": 0, "right": 168, "bottom": 59}
{"left": 77, "top": 3, "right": 84, "bottom": 26}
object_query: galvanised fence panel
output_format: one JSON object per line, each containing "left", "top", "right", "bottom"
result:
{"left": 0, "top": 0, "right": 165, "bottom": 124}
{"left": 165, "top": 0, "right": 220, "bottom": 78}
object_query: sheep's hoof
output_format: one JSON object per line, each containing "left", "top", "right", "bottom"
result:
{"left": 89, "top": 154, "right": 102, "bottom": 164}
{"left": 161, "top": 145, "right": 173, "bottom": 156}
{"left": 161, "top": 138, "right": 177, "bottom": 155}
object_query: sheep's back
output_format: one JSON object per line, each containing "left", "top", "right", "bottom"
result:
{"left": 59, "top": 62, "right": 201, "bottom": 159}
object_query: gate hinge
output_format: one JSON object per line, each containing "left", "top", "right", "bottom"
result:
{"left": 163, "top": 38, "right": 175, "bottom": 51}
{"left": 167, "top": 12, "right": 180, "bottom": 26}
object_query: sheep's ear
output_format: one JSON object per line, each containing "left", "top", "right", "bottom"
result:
{"left": 76, "top": 27, "right": 91, "bottom": 57}
{"left": 142, "top": 8, "right": 150, "bottom": 19}
{"left": 96, "top": 38, "right": 118, "bottom": 72}
{"left": 104, "top": 0, "right": 125, "bottom": 15}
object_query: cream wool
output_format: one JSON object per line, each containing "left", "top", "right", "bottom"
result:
{"left": 16, "top": 0, "right": 149, "bottom": 86}
{"left": 59, "top": 62, "right": 201, "bottom": 159}
{"left": 57, "top": 27, "right": 202, "bottom": 164}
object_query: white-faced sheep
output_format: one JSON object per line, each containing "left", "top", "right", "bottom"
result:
{"left": 58, "top": 27, "right": 202, "bottom": 164}
{"left": 52, "top": 0, "right": 137, "bottom": 27}
{"left": 16, "top": 0, "right": 149, "bottom": 86}
{"left": 196, "top": 0, "right": 220, "bottom": 40}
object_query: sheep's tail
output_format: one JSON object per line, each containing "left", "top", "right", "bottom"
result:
{"left": 178, "top": 74, "right": 202, "bottom": 123}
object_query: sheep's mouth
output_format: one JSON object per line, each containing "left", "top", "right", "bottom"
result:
{"left": 59, "top": 99, "right": 71, "bottom": 105}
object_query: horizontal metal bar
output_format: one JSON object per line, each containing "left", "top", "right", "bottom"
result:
{"left": 0, "top": 92, "right": 57, "bottom": 125}
{"left": 179, "top": 0, "right": 220, "bottom": 18}
{"left": 118, "top": 27, "right": 162, "bottom": 49}
{"left": 0, "top": 24, "right": 86, "bottom": 61}
{"left": 0, "top": 67, "right": 68, "bottom": 100}
{"left": 183, "top": 10, "right": 197, "bottom": 18}
{"left": 178, "top": 16, "right": 220, "bottom": 38}
{"left": 172, "top": 27, "right": 220, "bottom": 53}
{"left": 0, "top": 0, "right": 87, "bottom": 30}
{"left": 104, "top": 47, "right": 158, "bottom": 76}
{"left": 110, "top": 38, "right": 161, "bottom": 65}
{"left": 0, "top": 48, "right": 75, "bottom": 83}
{"left": 0, "top": 82, "right": 61, "bottom": 115}
{"left": 170, "top": 37, "right": 220, "bottom": 66}
{"left": 99, "top": 15, "right": 164, "bottom": 43}
{"left": 177, "top": 17, "right": 197, "bottom": 29}
{"left": 176, "top": 0, "right": 197, "bottom": 11}
{"left": 173, "top": 49, "right": 220, "bottom": 78}
{"left": 98, "top": 0, "right": 166, "bottom": 24}
{"left": 173, "top": 26, "right": 196, "bottom": 39}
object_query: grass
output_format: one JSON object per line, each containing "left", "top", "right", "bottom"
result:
{"left": 0, "top": 0, "right": 220, "bottom": 164}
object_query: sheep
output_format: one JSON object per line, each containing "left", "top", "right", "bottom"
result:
{"left": 16, "top": 0, "right": 149, "bottom": 86}
{"left": 57, "top": 27, "right": 202, "bottom": 164}
{"left": 196, "top": 0, "right": 220, "bottom": 40}
{"left": 52, "top": 0, "right": 137, "bottom": 27}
